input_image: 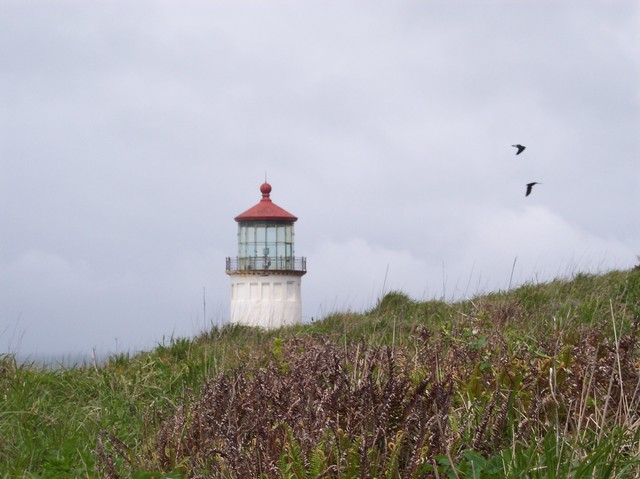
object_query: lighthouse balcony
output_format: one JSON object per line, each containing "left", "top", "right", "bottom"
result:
{"left": 226, "top": 256, "right": 307, "bottom": 275}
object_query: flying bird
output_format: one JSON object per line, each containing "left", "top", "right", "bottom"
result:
{"left": 512, "top": 144, "right": 526, "bottom": 155}
{"left": 525, "top": 182, "right": 541, "bottom": 197}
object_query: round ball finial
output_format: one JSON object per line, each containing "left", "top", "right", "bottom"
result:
{"left": 260, "top": 182, "right": 272, "bottom": 197}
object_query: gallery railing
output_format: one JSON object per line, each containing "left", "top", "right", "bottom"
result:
{"left": 226, "top": 256, "right": 306, "bottom": 273}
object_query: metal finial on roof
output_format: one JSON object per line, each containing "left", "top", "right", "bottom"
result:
{"left": 260, "top": 182, "right": 272, "bottom": 198}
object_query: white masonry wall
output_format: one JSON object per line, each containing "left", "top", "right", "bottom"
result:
{"left": 229, "top": 273, "right": 302, "bottom": 329}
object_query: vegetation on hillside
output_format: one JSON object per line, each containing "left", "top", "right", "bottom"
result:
{"left": 1, "top": 268, "right": 640, "bottom": 478}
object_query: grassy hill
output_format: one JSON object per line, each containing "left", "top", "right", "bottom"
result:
{"left": 2, "top": 268, "right": 640, "bottom": 478}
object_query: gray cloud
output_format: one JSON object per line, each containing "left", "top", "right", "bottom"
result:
{"left": 1, "top": 1, "right": 638, "bottom": 357}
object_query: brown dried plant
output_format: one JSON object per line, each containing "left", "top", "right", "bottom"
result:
{"left": 97, "top": 308, "right": 640, "bottom": 478}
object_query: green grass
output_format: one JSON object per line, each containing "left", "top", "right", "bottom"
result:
{"left": 1, "top": 267, "right": 639, "bottom": 477}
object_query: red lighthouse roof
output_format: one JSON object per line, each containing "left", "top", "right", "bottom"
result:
{"left": 234, "top": 182, "right": 298, "bottom": 222}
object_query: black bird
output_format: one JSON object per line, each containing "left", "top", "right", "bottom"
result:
{"left": 525, "top": 182, "right": 541, "bottom": 197}
{"left": 512, "top": 144, "right": 526, "bottom": 155}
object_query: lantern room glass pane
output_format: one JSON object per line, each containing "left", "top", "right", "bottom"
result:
{"left": 266, "top": 226, "right": 276, "bottom": 243}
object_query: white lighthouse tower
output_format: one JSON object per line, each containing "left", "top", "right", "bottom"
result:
{"left": 226, "top": 182, "right": 306, "bottom": 328}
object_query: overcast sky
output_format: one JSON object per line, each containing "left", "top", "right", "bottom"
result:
{"left": 1, "top": 1, "right": 639, "bottom": 359}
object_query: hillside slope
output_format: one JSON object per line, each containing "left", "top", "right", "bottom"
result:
{"left": 2, "top": 268, "right": 639, "bottom": 477}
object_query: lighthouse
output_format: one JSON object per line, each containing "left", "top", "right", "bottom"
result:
{"left": 226, "top": 182, "right": 306, "bottom": 328}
